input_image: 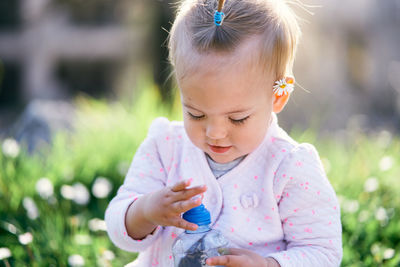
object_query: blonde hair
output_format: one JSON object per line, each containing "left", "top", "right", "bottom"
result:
{"left": 168, "top": 0, "right": 301, "bottom": 82}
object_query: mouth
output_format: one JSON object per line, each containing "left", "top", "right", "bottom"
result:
{"left": 208, "top": 144, "right": 232, "bottom": 153}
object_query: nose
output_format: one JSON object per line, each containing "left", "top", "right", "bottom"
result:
{"left": 206, "top": 120, "right": 227, "bottom": 140}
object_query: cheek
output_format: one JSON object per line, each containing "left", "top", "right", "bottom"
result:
{"left": 184, "top": 119, "right": 203, "bottom": 144}
{"left": 235, "top": 121, "right": 268, "bottom": 149}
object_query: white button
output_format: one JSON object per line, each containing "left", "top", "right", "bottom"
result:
{"left": 240, "top": 193, "right": 259, "bottom": 209}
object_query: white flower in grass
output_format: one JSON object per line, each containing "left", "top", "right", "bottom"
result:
{"left": 375, "top": 207, "right": 388, "bottom": 222}
{"left": 364, "top": 177, "right": 379, "bottom": 193}
{"left": 371, "top": 243, "right": 381, "bottom": 255}
{"left": 36, "top": 177, "right": 54, "bottom": 199}
{"left": 23, "top": 197, "right": 39, "bottom": 220}
{"left": 102, "top": 250, "right": 115, "bottom": 261}
{"left": 117, "top": 161, "right": 130, "bottom": 176}
{"left": 61, "top": 183, "right": 90, "bottom": 205}
{"left": 6, "top": 223, "right": 17, "bottom": 234}
{"left": 2, "top": 138, "right": 20, "bottom": 158}
{"left": 18, "top": 232, "right": 33, "bottom": 245}
{"left": 88, "top": 218, "right": 107, "bottom": 232}
{"left": 61, "top": 185, "right": 75, "bottom": 200}
{"left": 92, "top": 177, "right": 113, "bottom": 199}
{"left": 343, "top": 199, "right": 359, "bottom": 214}
{"left": 379, "top": 156, "right": 394, "bottom": 171}
{"left": 68, "top": 254, "right": 85, "bottom": 267}
{"left": 383, "top": 248, "right": 395, "bottom": 260}
{"left": 0, "top": 248, "right": 11, "bottom": 260}
{"left": 358, "top": 210, "right": 369, "bottom": 223}
{"left": 73, "top": 183, "right": 90, "bottom": 205}
{"left": 272, "top": 78, "right": 294, "bottom": 96}
{"left": 74, "top": 234, "right": 92, "bottom": 245}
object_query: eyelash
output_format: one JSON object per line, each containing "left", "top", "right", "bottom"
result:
{"left": 230, "top": 116, "right": 250, "bottom": 125}
{"left": 187, "top": 112, "right": 250, "bottom": 125}
{"left": 187, "top": 112, "right": 205, "bottom": 120}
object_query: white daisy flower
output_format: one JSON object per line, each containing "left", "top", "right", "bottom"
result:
{"left": 2, "top": 138, "right": 20, "bottom": 158}
{"left": 61, "top": 185, "right": 75, "bottom": 200}
{"left": 68, "top": 254, "right": 85, "bottom": 267}
{"left": 102, "top": 250, "right": 115, "bottom": 261}
{"left": 74, "top": 234, "right": 92, "bottom": 245}
{"left": 72, "top": 183, "right": 90, "bottom": 205}
{"left": 358, "top": 210, "right": 369, "bottom": 223}
{"left": 18, "top": 232, "right": 33, "bottom": 245}
{"left": 117, "top": 161, "right": 130, "bottom": 176}
{"left": 364, "top": 177, "right": 379, "bottom": 193}
{"left": 23, "top": 197, "right": 39, "bottom": 220}
{"left": 4, "top": 222, "right": 17, "bottom": 234}
{"left": 0, "top": 247, "right": 11, "bottom": 260}
{"left": 273, "top": 78, "right": 294, "bottom": 96}
{"left": 379, "top": 156, "right": 394, "bottom": 171}
{"left": 342, "top": 199, "right": 359, "bottom": 214}
{"left": 375, "top": 207, "right": 388, "bottom": 222}
{"left": 92, "top": 177, "right": 113, "bottom": 199}
{"left": 370, "top": 243, "right": 381, "bottom": 255}
{"left": 61, "top": 183, "right": 90, "bottom": 205}
{"left": 36, "top": 177, "right": 54, "bottom": 199}
{"left": 88, "top": 218, "right": 107, "bottom": 232}
{"left": 383, "top": 248, "right": 395, "bottom": 259}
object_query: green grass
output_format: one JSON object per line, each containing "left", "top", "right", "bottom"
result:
{"left": 0, "top": 85, "right": 399, "bottom": 266}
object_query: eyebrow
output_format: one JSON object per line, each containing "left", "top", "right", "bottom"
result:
{"left": 183, "top": 103, "right": 252, "bottom": 115}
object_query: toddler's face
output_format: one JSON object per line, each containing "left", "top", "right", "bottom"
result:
{"left": 178, "top": 39, "right": 276, "bottom": 164}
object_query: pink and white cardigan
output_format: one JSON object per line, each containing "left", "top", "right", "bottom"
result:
{"left": 105, "top": 113, "right": 343, "bottom": 266}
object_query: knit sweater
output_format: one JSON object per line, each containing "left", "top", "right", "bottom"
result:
{"left": 105, "top": 113, "right": 343, "bottom": 267}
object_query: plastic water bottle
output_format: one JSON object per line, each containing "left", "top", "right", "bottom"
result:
{"left": 172, "top": 204, "right": 228, "bottom": 267}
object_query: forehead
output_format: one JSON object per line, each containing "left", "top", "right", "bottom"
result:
{"left": 177, "top": 36, "right": 267, "bottom": 82}
{"left": 178, "top": 40, "right": 274, "bottom": 113}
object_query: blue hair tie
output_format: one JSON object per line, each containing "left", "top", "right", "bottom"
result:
{"left": 214, "top": 11, "right": 225, "bottom": 26}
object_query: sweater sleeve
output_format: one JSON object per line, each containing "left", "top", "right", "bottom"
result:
{"left": 267, "top": 143, "right": 343, "bottom": 267}
{"left": 105, "top": 117, "right": 172, "bottom": 252}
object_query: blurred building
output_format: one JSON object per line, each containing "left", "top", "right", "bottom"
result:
{"left": 281, "top": 0, "right": 400, "bottom": 133}
{"left": 0, "top": 0, "right": 169, "bottom": 137}
{"left": 0, "top": 0, "right": 156, "bottom": 104}
{"left": 0, "top": 0, "right": 399, "bottom": 137}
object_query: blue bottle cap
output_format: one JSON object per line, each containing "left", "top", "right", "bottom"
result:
{"left": 183, "top": 204, "right": 211, "bottom": 226}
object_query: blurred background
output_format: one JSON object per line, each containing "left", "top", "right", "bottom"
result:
{"left": 0, "top": 0, "right": 399, "bottom": 266}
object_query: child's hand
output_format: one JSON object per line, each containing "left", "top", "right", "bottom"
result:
{"left": 142, "top": 179, "right": 207, "bottom": 231}
{"left": 206, "top": 248, "right": 281, "bottom": 267}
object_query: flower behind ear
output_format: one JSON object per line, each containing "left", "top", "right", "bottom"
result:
{"left": 273, "top": 78, "right": 294, "bottom": 96}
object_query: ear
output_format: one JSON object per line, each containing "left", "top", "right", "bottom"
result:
{"left": 272, "top": 76, "right": 294, "bottom": 113}
{"left": 273, "top": 93, "right": 290, "bottom": 113}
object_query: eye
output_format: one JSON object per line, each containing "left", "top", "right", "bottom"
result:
{"left": 187, "top": 112, "right": 205, "bottom": 120}
{"left": 230, "top": 116, "right": 250, "bottom": 125}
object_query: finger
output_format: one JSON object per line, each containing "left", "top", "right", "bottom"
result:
{"left": 172, "top": 218, "right": 198, "bottom": 231}
{"left": 206, "top": 255, "right": 243, "bottom": 266}
{"left": 174, "top": 185, "right": 207, "bottom": 201}
{"left": 219, "top": 247, "right": 246, "bottom": 256}
{"left": 170, "top": 179, "right": 191, "bottom": 192}
{"left": 172, "top": 197, "right": 202, "bottom": 213}
{"left": 218, "top": 247, "right": 231, "bottom": 255}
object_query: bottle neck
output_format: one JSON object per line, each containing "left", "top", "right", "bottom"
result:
{"left": 185, "top": 224, "right": 211, "bottom": 234}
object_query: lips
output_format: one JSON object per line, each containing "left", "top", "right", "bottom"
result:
{"left": 208, "top": 145, "right": 232, "bottom": 153}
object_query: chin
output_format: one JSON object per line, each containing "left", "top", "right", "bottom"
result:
{"left": 209, "top": 154, "right": 235, "bottom": 164}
